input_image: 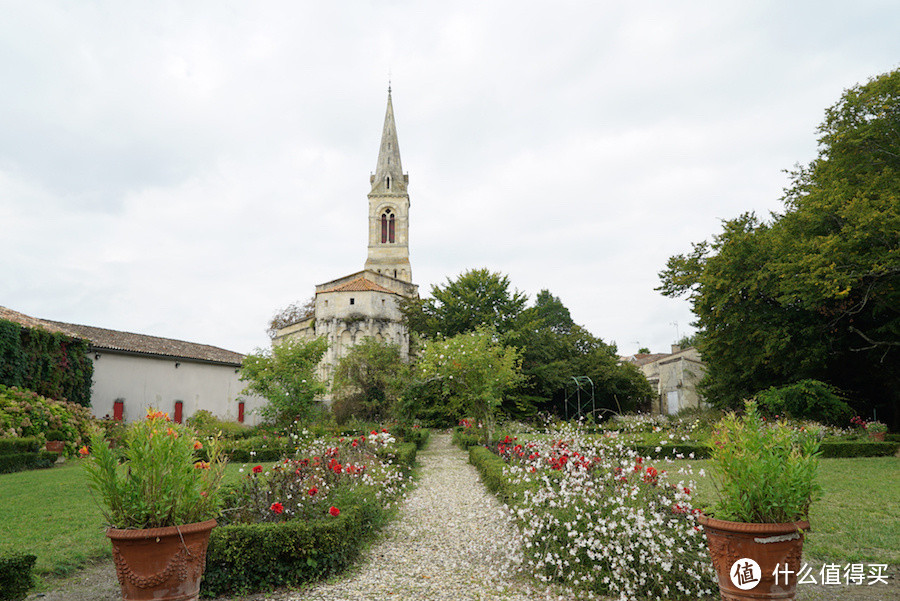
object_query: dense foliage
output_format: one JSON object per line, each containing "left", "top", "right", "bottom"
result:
{"left": 0, "top": 385, "right": 94, "bottom": 454}
{"left": 658, "top": 69, "right": 900, "bottom": 425}
{"left": 413, "top": 328, "right": 523, "bottom": 435}
{"left": 331, "top": 339, "right": 407, "bottom": 424}
{"left": 0, "top": 319, "right": 93, "bottom": 407}
{"left": 402, "top": 271, "right": 652, "bottom": 421}
{"left": 240, "top": 337, "right": 328, "bottom": 426}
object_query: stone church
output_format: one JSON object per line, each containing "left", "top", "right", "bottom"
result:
{"left": 273, "top": 88, "right": 418, "bottom": 383}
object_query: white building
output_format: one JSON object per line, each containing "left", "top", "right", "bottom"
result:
{"left": 0, "top": 306, "right": 263, "bottom": 424}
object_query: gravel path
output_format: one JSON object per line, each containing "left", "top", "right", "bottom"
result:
{"left": 279, "top": 433, "right": 559, "bottom": 601}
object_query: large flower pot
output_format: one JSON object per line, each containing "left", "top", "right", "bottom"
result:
{"left": 869, "top": 431, "right": 885, "bottom": 441}
{"left": 107, "top": 519, "right": 216, "bottom": 601}
{"left": 699, "top": 515, "right": 808, "bottom": 600}
{"left": 45, "top": 440, "right": 65, "bottom": 454}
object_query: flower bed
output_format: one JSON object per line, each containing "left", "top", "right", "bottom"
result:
{"left": 202, "top": 429, "right": 415, "bottom": 596}
{"left": 471, "top": 425, "right": 717, "bottom": 600}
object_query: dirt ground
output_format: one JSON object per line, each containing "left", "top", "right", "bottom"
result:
{"left": 26, "top": 558, "right": 899, "bottom": 601}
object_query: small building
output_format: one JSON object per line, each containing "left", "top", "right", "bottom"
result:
{"left": 0, "top": 306, "right": 263, "bottom": 424}
{"left": 624, "top": 345, "right": 707, "bottom": 415}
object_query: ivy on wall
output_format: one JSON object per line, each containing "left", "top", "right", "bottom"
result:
{"left": 0, "top": 320, "right": 93, "bottom": 407}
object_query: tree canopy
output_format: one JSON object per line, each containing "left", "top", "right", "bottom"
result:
{"left": 239, "top": 337, "right": 328, "bottom": 425}
{"left": 658, "top": 68, "right": 899, "bottom": 425}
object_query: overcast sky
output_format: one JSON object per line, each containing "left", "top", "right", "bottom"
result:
{"left": 2, "top": 1, "right": 898, "bottom": 357}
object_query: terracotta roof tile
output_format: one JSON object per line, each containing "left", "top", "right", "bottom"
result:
{"left": 318, "top": 277, "right": 396, "bottom": 294}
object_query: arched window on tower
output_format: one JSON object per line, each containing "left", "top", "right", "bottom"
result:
{"left": 381, "top": 209, "right": 394, "bottom": 244}
{"left": 389, "top": 214, "right": 395, "bottom": 243}
{"left": 381, "top": 212, "right": 388, "bottom": 243}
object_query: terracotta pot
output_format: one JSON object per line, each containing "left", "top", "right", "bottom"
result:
{"left": 869, "top": 431, "right": 885, "bottom": 441}
{"left": 107, "top": 519, "right": 216, "bottom": 601}
{"left": 45, "top": 440, "right": 65, "bottom": 453}
{"left": 699, "top": 515, "right": 808, "bottom": 600}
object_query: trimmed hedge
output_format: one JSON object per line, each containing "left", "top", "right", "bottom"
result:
{"left": 0, "top": 437, "right": 41, "bottom": 455}
{"left": 0, "top": 553, "right": 36, "bottom": 601}
{"left": 0, "top": 451, "right": 58, "bottom": 475}
{"left": 0, "top": 319, "right": 93, "bottom": 407}
{"left": 820, "top": 441, "right": 899, "bottom": 458}
{"left": 391, "top": 425, "right": 430, "bottom": 450}
{"left": 626, "top": 441, "right": 898, "bottom": 460}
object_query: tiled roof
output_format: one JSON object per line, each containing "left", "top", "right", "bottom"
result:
{"left": 318, "top": 276, "right": 396, "bottom": 294}
{"left": 0, "top": 306, "right": 244, "bottom": 365}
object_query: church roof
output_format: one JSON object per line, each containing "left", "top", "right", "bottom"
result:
{"left": 369, "top": 86, "right": 408, "bottom": 195}
{"left": 0, "top": 305, "right": 244, "bottom": 366}
{"left": 318, "top": 276, "right": 397, "bottom": 294}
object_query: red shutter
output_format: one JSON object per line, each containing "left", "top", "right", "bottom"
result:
{"left": 174, "top": 400, "right": 183, "bottom": 424}
{"left": 238, "top": 401, "right": 245, "bottom": 424}
{"left": 113, "top": 400, "right": 124, "bottom": 421}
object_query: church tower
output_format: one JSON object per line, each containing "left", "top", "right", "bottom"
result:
{"left": 364, "top": 87, "right": 412, "bottom": 282}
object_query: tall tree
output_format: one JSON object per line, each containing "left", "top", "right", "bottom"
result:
{"left": 239, "top": 337, "right": 328, "bottom": 425}
{"left": 331, "top": 338, "right": 407, "bottom": 423}
{"left": 659, "top": 69, "right": 900, "bottom": 425}
{"left": 401, "top": 268, "right": 528, "bottom": 339}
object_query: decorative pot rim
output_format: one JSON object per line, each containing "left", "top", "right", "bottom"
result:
{"left": 107, "top": 518, "right": 217, "bottom": 540}
{"left": 698, "top": 514, "right": 809, "bottom": 534}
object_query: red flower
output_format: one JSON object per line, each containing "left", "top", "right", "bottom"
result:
{"left": 252, "top": 465, "right": 263, "bottom": 474}
{"left": 270, "top": 502, "right": 284, "bottom": 514}
{"left": 308, "top": 486, "right": 318, "bottom": 496}
{"left": 329, "top": 506, "right": 340, "bottom": 517}
{"left": 683, "top": 487, "right": 691, "bottom": 495}
{"left": 78, "top": 446, "right": 89, "bottom": 458}
{"left": 193, "top": 440, "right": 203, "bottom": 450}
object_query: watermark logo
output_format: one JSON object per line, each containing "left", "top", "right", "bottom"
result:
{"left": 730, "top": 558, "right": 761, "bottom": 590}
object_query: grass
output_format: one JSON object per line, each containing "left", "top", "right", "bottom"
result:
{"left": 0, "top": 459, "right": 276, "bottom": 579}
{"left": 684, "top": 456, "right": 900, "bottom": 564}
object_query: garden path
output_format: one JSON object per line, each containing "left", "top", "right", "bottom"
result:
{"left": 282, "top": 432, "right": 561, "bottom": 601}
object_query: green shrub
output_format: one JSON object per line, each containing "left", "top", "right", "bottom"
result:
{"left": 0, "top": 451, "right": 58, "bottom": 475}
{"left": 389, "top": 424, "right": 430, "bottom": 449}
{"left": 819, "top": 441, "right": 899, "bottom": 458}
{"left": 0, "top": 553, "right": 36, "bottom": 601}
{"left": 202, "top": 503, "right": 378, "bottom": 596}
{"left": 0, "top": 437, "right": 41, "bottom": 455}
{"left": 186, "top": 410, "right": 253, "bottom": 440}
{"left": 0, "top": 319, "right": 93, "bottom": 406}
{"left": 630, "top": 443, "right": 712, "bottom": 459}
{"left": 391, "top": 442, "right": 418, "bottom": 467}
{"left": 0, "top": 385, "right": 94, "bottom": 455}
{"left": 452, "top": 426, "right": 483, "bottom": 449}
{"left": 756, "top": 379, "right": 853, "bottom": 426}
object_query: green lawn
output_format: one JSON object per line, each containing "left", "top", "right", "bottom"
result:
{"left": 0, "top": 459, "right": 272, "bottom": 577}
{"left": 686, "top": 456, "right": 900, "bottom": 564}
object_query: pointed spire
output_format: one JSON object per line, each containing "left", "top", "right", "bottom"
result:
{"left": 371, "top": 86, "right": 406, "bottom": 194}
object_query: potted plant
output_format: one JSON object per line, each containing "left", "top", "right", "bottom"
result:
{"left": 83, "top": 409, "right": 226, "bottom": 601}
{"left": 44, "top": 429, "right": 66, "bottom": 454}
{"left": 699, "top": 400, "right": 821, "bottom": 600}
{"left": 865, "top": 420, "right": 888, "bottom": 441}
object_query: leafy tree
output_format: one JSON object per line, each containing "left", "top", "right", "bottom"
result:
{"left": 415, "top": 328, "right": 524, "bottom": 437}
{"left": 401, "top": 268, "right": 527, "bottom": 339}
{"left": 505, "top": 290, "right": 652, "bottom": 418}
{"left": 239, "top": 337, "right": 328, "bottom": 425}
{"left": 331, "top": 338, "right": 408, "bottom": 423}
{"left": 267, "top": 296, "right": 315, "bottom": 339}
{"left": 659, "top": 68, "right": 900, "bottom": 425}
